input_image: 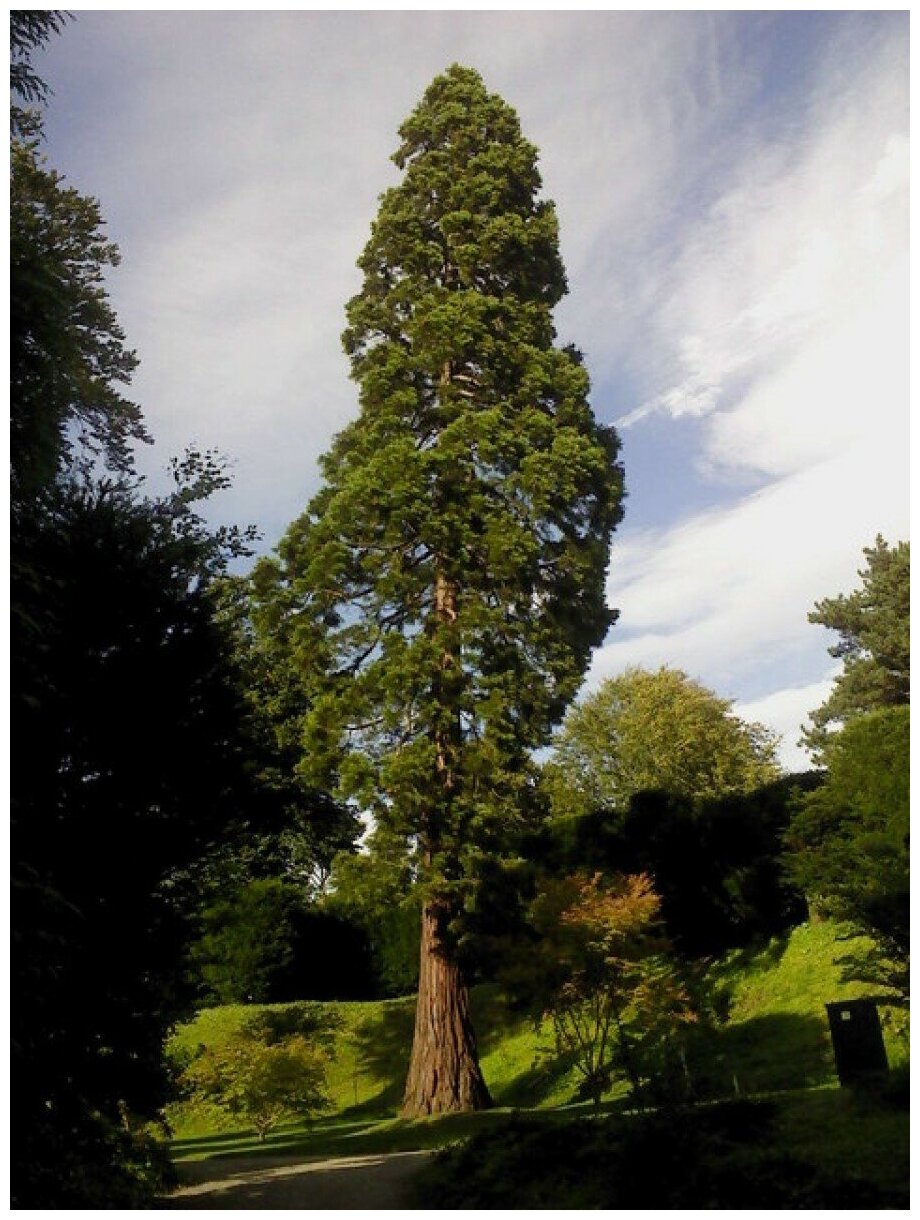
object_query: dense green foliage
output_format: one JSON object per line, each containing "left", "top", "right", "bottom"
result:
{"left": 190, "top": 880, "right": 307, "bottom": 1005}
{"left": 252, "top": 61, "right": 624, "bottom": 931}
{"left": 326, "top": 835, "right": 423, "bottom": 997}
{"left": 212, "top": 577, "right": 363, "bottom": 897}
{"left": 803, "top": 537, "right": 909, "bottom": 757}
{"left": 550, "top": 775, "right": 815, "bottom": 955}
{"left": 189, "top": 879, "right": 378, "bottom": 1004}
{"left": 785, "top": 706, "right": 909, "bottom": 1000}
{"left": 545, "top": 666, "right": 780, "bottom": 820}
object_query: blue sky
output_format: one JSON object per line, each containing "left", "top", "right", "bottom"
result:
{"left": 36, "top": 11, "right": 909, "bottom": 770}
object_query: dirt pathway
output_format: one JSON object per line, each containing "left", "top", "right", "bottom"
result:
{"left": 162, "top": 1149, "right": 435, "bottom": 1209}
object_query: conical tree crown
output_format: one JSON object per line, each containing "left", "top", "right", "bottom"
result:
{"left": 345, "top": 64, "right": 564, "bottom": 357}
{"left": 259, "top": 65, "right": 623, "bottom": 876}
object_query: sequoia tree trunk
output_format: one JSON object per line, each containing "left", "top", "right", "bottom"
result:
{"left": 401, "top": 897, "right": 492, "bottom": 1115}
{"left": 401, "top": 452, "right": 492, "bottom": 1116}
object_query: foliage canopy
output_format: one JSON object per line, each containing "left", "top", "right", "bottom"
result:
{"left": 254, "top": 63, "right": 623, "bottom": 902}
{"left": 179, "top": 1006, "right": 338, "bottom": 1140}
{"left": 519, "top": 872, "right": 696, "bottom": 1105}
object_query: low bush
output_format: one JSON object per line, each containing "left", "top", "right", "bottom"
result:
{"left": 412, "top": 1101, "right": 905, "bottom": 1209}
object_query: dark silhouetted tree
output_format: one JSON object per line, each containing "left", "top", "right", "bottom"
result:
{"left": 12, "top": 465, "right": 264, "bottom": 1205}
{"left": 11, "top": 12, "right": 149, "bottom": 505}
{"left": 10, "top": 17, "right": 265, "bottom": 1205}
{"left": 553, "top": 776, "right": 816, "bottom": 957}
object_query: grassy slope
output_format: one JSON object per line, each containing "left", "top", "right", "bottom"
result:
{"left": 702, "top": 919, "right": 907, "bottom": 1093}
{"left": 167, "top": 920, "right": 908, "bottom": 1172}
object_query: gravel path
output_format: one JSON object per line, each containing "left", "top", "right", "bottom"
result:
{"left": 162, "top": 1149, "right": 435, "bottom": 1210}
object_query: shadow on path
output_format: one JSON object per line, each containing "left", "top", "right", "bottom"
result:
{"left": 160, "top": 1150, "right": 434, "bottom": 1210}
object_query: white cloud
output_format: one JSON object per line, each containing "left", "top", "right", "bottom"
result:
{"left": 705, "top": 261, "right": 907, "bottom": 479}
{"left": 593, "top": 438, "right": 907, "bottom": 696}
{"left": 735, "top": 678, "right": 837, "bottom": 773}
{"left": 39, "top": 11, "right": 759, "bottom": 524}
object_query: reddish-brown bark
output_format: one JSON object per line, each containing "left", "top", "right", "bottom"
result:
{"left": 401, "top": 898, "right": 492, "bottom": 1115}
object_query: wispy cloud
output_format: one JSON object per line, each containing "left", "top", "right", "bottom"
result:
{"left": 584, "top": 18, "right": 907, "bottom": 766}
{"left": 613, "top": 26, "right": 907, "bottom": 433}
{"left": 594, "top": 431, "right": 907, "bottom": 685}
{"left": 42, "top": 11, "right": 759, "bottom": 530}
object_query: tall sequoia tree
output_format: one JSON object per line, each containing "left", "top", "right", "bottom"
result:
{"left": 253, "top": 65, "right": 624, "bottom": 1115}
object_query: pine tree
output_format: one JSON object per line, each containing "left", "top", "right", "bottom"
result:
{"left": 802, "top": 536, "right": 909, "bottom": 759}
{"left": 254, "top": 65, "right": 624, "bottom": 1115}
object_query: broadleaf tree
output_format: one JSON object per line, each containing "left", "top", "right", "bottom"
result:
{"left": 523, "top": 872, "right": 697, "bottom": 1107}
{"left": 178, "top": 1006, "right": 339, "bottom": 1141}
{"left": 545, "top": 666, "right": 780, "bottom": 822}
{"left": 254, "top": 65, "right": 624, "bottom": 1114}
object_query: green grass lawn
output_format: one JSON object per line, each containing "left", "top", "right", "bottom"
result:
{"left": 166, "top": 918, "right": 908, "bottom": 1176}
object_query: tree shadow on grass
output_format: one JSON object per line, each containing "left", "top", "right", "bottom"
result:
{"left": 170, "top": 1116, "right": 378, "bottom": 1160}
{"left": 706, "top": 930, "right": 793, "bottom": 993}
{"left": 489, "top": 1045, "right": 581, "bottom": 1108}
{"left": 344, "top": 1001, "right": 416, "bottom": 1116}
{"left": 470, "top": 986, "right": 581, "bottom": 1108}
{"left": 468, "top": 985, "right": 517, "bottom": 1051}
{"left": 686, "top": 1012, "right": 835, "bottom": 1099}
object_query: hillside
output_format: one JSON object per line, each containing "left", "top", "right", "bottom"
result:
{"left": 167, "top": 918, "right": 907, "bottom": 1149}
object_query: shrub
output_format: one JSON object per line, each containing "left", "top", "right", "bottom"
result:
{"left": 413, "top": 1103, "right": 903, "bottom": 1209}
{"left": 178, "top": 1004, "right": 338, "bottom": 1139}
